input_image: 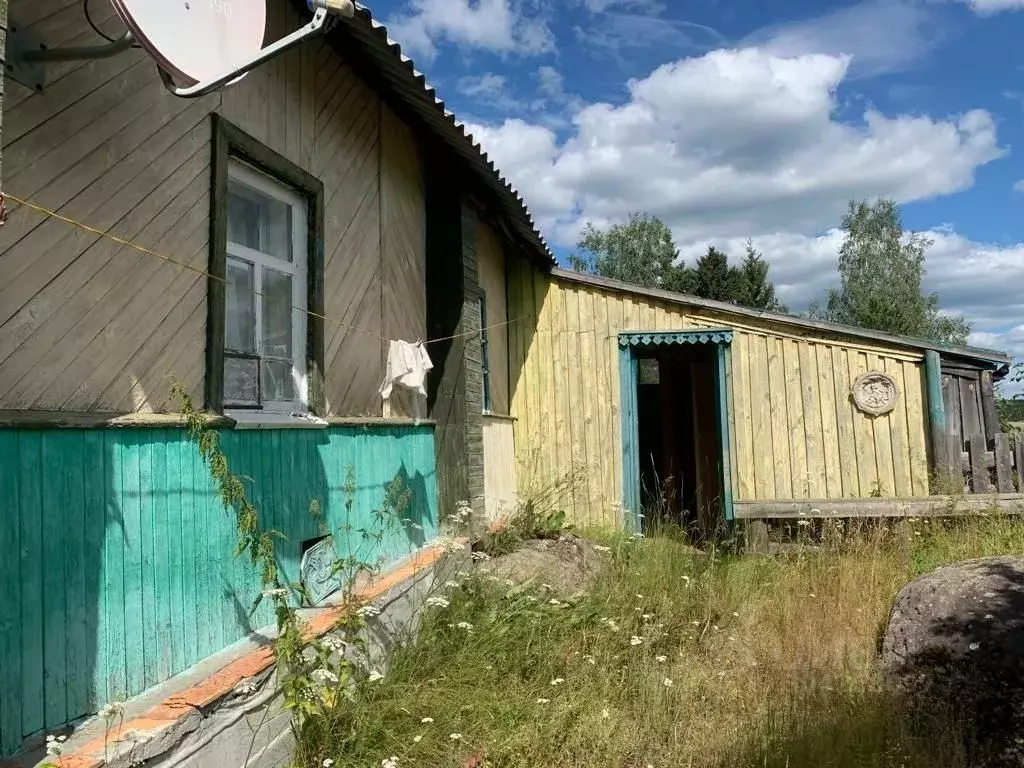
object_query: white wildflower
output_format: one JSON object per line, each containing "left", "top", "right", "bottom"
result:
{"left": 426, "top": 597, "right": 451, "bottom": 609}
{"left": 656, "top": 655, "right": 667, "bottom": 663}
{"left": 808, "top": 593, "right": 816, "bottom": 599}
{"left": 970, "top": 642, "right": 981, "bottom": 651}
{"left": 456, "top": 621, "right": 474, "bottom": 632}
{"left": 413, "top": 735, "right": 423, "bottom": 743}
{"left": 98, "top": 701, "right": 125, "bottom": 719}
{"left": 582, "top": 654, "right": 596, "bottom": 665}
{"left": 601, "top": 708, "right": 610, "bottom": 719}
{"left": 449, "top": 733, "right": 462, "bottom": 741}
{"left": 641, "top": 614, "right": 654, "bottom": 621}
{"left": 357, "top": 604, "right": 382, "bottom": 618}
{"left": 367, "top": 670, "right": 385, "bottom": 683}
{"left": 593, "top": 545, "right": 612, "bottom": 553}
{"left": 732, "top": 612, "right": 739, "bottom": 618}
{"left": 630, "top": 636, "right": 643, "bottom": 647}
{"left": 322, "top": 636, "right": 345, "bottom": 653}
{"left": 536, "top": 698, "right": 551, "bottom": 705}
{"left": 548, "top": 598, "right": 562, "bottom": 606}
{"left": 262, "top": 587, "right": 288, "bottom": 599}
{"left": 322, "top": 760, "right": 334, "bottom": 768}
{"left": 540, "top": 583, "right": 553, "bottom": 591}
{"left": 663, "top": 678, "right": 674, "bottom": 687}
{"left": 236, "top": 683, "right": 257, "bottom": 695}
{"left": 444, "top": 581, "right": 461, "bottom": 589}
{"left": 471, "top": 552, "right": 491, "bottom": 562}
{"left": 311, "top": 669, "right": 339, "bottom": 685}
{"left": 421, "top": 717, "right": 434, "bottom": 723}
{"left": 550, "top": 678, "right": 565, "bottom": 686}
{"left": 45, "top": 735, "right": 65, "bottom": 757}
{"left": 382, "top": 757, "right": 399, "bottom": 768}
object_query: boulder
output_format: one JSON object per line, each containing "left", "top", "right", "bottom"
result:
{"left": 881, "top": 556, "right": 1024, "bottom": 766}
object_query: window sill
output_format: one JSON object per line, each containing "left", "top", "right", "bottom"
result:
{"left": 225, "top": 411, "right": 328, "bottom": 430}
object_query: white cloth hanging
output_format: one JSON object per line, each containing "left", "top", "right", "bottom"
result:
{"left": 380, "top": 340, "right": 433, "bottom": 400}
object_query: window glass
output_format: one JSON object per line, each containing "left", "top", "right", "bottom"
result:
{"left": 224, "top": 357, "right": 259, "bottom": 405}
{"left": 225, "top": 258, "right": 255, "bottom": 353}
{"left": 262, "top": 360, "right": 294, "bottom": 403}
{"left": 262, "top": 267, "right": 293, "bottom": 359}
{"left": 228, "top": 178, "right": 293, "bottom": 261}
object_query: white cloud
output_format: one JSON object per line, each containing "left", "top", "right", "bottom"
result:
{"left": 1014, "top": 179, "right": 1024, "bottom": 192}
{"left": 457, "top": 73, "right": 508, "bottom": 97}
{"left": 961, "top": 0, "right": 1024, "bottom": 15}
{"left": 385, "top": 0, "right": 555, "bottom": 60}
{"left": 466, "top": 47, "right": 1004, "bottom": 248}
{"left": 744, "top": 0, "right": 944, "bottom": 78}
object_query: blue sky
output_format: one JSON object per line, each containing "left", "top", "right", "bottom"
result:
{"left": 366, "top": 0, "right": 1024, "bottom": 372}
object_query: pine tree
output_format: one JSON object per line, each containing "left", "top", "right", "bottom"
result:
{"left": 733, "top": 240, "right": 788, "bottom": 312}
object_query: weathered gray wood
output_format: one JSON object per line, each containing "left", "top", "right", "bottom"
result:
{"left": 735, "top": 495, "right": 1024, "bottom": 519}
{"left": 948, "top": 432, "right": 966, "bottom": 480}
{"left": 981, "top": 370, "right": 1001, "bottom": 441}
{"left": 994, "top": 433, "right": 1014, "bottom": 493}
{"left": 961, "top": 378, "right": 984, "bottom": 445}
{"left": 744, "top": 520, "right": 771, "bottom": 554}
{"left": 1016, "top": 439, "right": 1024, "bottom": 492}
{"left": 0, "top": 410, "right": 232, "bottom": 429}
{"left": 969, "top": 433, "right": 992, "bottom": 493}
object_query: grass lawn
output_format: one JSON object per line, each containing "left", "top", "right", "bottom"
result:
{"left": 296, "top": 516, "right": 1024, "bottom": 768}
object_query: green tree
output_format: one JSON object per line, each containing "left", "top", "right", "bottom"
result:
{"left": 568, "top": 212, "right": 691, "bottom": 291}
{"left": 732, "top": 240, "right": 788, "bottom": 312}
{"left": 811, "top": 199, "right": 970, "bottom": 345}
{"left": 691, "top": 246, "right": 737, "bottom": 301}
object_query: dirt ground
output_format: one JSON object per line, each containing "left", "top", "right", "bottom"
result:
{"left": 480, "top": 533, "right": 607, "bottom": 595}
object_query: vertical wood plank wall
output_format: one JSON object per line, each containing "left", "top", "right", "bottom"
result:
{"left": 482, "top": 416, "right": 517, "bottom": 520}
{"left": 0, "top": 424, "right": 438, "bottom": 756}
{"left": 508, "top": 266, "right": 931, "bottom": 527}
{"left": 0, "top": 0, "right": 426, "bottom": 417}
{"left": 477, "top": 221, "right": 509, "bottom": 415}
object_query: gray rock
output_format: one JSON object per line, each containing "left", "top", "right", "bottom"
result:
{"left": 881, "top": 556, "right": 1024, "bottom": 767}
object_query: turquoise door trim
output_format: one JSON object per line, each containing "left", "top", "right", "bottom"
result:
{"left": 617, "top": 330, "right": 735, "bottom": 528}
{"left": 619, "top": 344, "right": 641, "bottom": 532}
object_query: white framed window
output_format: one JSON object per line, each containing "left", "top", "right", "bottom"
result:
{"left": 223, "top": 160, "right": 309, "bottom": 415}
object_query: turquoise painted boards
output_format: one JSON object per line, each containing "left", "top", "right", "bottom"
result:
{"left": 0, "top": 424, "right": 437, "bottom": 756}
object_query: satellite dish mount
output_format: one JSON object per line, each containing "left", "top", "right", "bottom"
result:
{"left": 7, "top": 0, "right": 354, "bottom": 97}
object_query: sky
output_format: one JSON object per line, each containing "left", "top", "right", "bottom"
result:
{"left": 367, "top": 0, "right": 1023, "bottom": 378}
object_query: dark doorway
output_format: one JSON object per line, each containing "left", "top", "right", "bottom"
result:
{"left": 635, "top": 344, "right": 723, "bottom": 540}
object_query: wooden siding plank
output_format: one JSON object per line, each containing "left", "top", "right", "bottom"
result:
{"left": 82, "top": 431, "right": 105, "bottom": 710}
{"left": 0, "top": 430, "right": 23, "bottom": 756}
{"left": 63, "top": 432, "right": 89, "bottom": 719}
{"left": 19, "top": 431, "right": 44, "bottom": 737}
{"left": 799, "top": 342, "right": 825, "bottom": 499}
{"left": 563, "top": 287, "right": 587, "bottom": 522}
{"left": 784, "top": 340, "right": 807, "bottom": 498}
{"left": 579, "top": 288, "right": 601, "bottom": 520}
{"left": 731, "top": 332, "right": 754, "bottom": 501}
{"left": 102, "top": 434, "right": 127, "bottom": 702}
{"left": 767, "top": 337, "right": 792, "bottom": 498}
{"left": 884, "top": 357, "right": 913, "bottom": 497}
{"left": 903, "top": 361, "right": 930, "bottom": 496}
{"left": 41, "top": 432, "right": 69, "bottom": 727}
{"left": 832, "top": 347, "right": 859, "bottom": 497}
{"left": 121, "top": 434, "right": 145, "bottom": 697}
{"left": 750, "top": 335, "right": 774, "bottom": 499}
{"left": 607, "top": 294, "right": 625, "bottom": 519}
{"left": 848, "top": 351, "right": 876, "bottom": 496}
{"left": 549, "top": 283, "right": 574, "bottom": 519}
{"left": 867, "top": 354, "right": 896, "bottom": 497}
{"left": 593, "top": 288, "right": 613, "bottom": 513}
{"left": 815, "top": 345, "right": 842, "bottom": 498}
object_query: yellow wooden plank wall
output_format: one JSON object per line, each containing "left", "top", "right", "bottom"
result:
{"left": 508, "top": 266, "right": 932, "bottom": 527}
{"left": 0, "top": 0, "right": 427, "bottom": 417}
{"left": 482, "top": 415, "right": 517, "bottom": 521}
{"left": 477, "top": 222, "right": 509, "bottom": 415}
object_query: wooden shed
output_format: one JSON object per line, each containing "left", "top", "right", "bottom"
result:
{"left": 506, "top": 266, "right": 1016, "bottom": 532}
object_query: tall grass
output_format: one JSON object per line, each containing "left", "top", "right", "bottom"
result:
{"left": 297, "top": 515, "right": 1024, "bottom": 768}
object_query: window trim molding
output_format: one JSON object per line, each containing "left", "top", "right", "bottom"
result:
{"left": 208, "top": 114, "right": 326, "bottom": 416}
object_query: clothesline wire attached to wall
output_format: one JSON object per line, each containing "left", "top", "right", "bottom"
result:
{"left": 3, "top": 191, "right": 525, "bottom": 346}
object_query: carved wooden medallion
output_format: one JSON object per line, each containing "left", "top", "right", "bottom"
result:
{"left": 852, "top": 371, "right": 899, "bottom": 416}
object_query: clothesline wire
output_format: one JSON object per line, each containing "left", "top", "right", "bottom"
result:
{"left": 3, "top": 191, "right": 523, "bottom": 346}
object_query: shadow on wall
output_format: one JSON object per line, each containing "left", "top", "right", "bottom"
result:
{"left": 0, "top": 422, "right": 437, "bottom": 758}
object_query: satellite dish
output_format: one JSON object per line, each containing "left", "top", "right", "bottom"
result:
{"left": 7, "top": 0, "right": 354, "bottom": 97}
{"left": 110, "top": 0, "right": 268, "bottom": 89}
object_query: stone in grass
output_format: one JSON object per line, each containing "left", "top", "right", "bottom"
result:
{"left": 880, "top": 556, "right": 1024, "bottom": 767}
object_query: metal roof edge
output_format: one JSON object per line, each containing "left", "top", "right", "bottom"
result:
{"left": 552, "top": 268, "right": 1012, "bottom": 366}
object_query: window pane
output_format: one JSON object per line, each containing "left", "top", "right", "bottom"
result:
{"left": 262, "top": 360, "right": 295, "bottom": 403}
{"left": 225, "top": 258, "right": 255, "bottom": 353}
{"left": 225, "top": 356, "right": 259, "bottom": 405}
{"left": 227, "top": 178, "right": 293, "bottom": 261}
{"left": 262, "top": 267, "right": 293, "bottom": 359}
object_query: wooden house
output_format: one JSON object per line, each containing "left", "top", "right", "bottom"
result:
{"left": 0, "top": 0, "right": 549, "bottom": 756}
{"left": 505, "top": 267, "right": 1017, "bottom": 532}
